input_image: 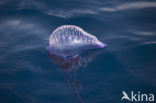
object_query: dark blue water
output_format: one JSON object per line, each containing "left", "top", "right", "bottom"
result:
{"left": 0, "top": 0, "right": 156, "bottom": 103}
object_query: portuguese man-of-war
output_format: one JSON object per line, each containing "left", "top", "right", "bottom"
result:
{"left": 47, "top": 25, "right": 106, "bottom": 103}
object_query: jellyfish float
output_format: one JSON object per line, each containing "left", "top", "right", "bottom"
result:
{"left": 47, "top": 25, "right": 106, "bottom": 103}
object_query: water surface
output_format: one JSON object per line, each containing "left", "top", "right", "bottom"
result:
{"left": 0, "top": 0, "right": 156, "bottom": 103}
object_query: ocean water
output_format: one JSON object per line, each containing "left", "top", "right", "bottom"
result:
{"left": 0, "top": 0, "right": 156, "bottom": 103}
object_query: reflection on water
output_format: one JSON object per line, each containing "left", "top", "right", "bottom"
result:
{"left": 0, "top": 0, "right": 156, "bottom": 103}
